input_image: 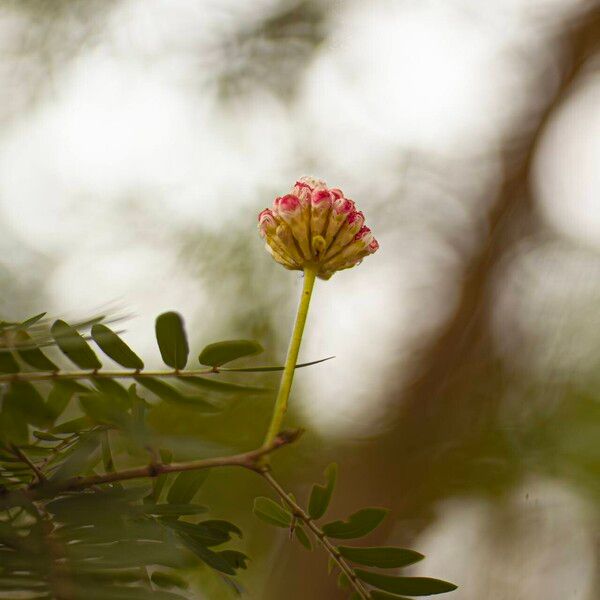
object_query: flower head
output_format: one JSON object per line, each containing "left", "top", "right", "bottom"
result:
{"left": 258, "top": 177, "right": 379, "bottom": 279}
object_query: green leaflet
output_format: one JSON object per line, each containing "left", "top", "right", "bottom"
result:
{"left": 355, "top": 570, "right": 458, "bottom": 596}
{"left": 151, "top": 571, "right": 189, "bottom": 590}
{"left": 308, "top": 462, "right": 337, "bottom": 519}
{"left": 5, "top": 381, "right": 54, "bottom": 428}
{"left": 91, "top": 324, "right": 144, "bottom": 370}
{"left": 338, "top": 546, "right": 424, "bottom": 568}
{"left": 14, "top": 330, "right": 57, "bottom": 371}
{"left": 198, "top": 339, "right": 263, "bottom": 367}
{"left": 155, "top": 312, "right": 189, "bottom": 370}
{"left": 253, "top": 497, "right": 292, "bottom": 528}
{"left": 167, "top": 469, "right": 210, "bottom": 504}
{"left": 322, "top": 508, "right": 388, "bottom": 539}
{"left": 134, "top": 377, "right": 219, "bottom": 412}
{"left": 294, "top": 525, "right": 312, "bottom": 550}
{"left": 219, "top": 356, "right": 334, "bottom": 372}
{"left": 0, "top": 351, "right": 19, "bottom": 374}
{"left": 51, "top": 320, "right": 102, "bottom": 370}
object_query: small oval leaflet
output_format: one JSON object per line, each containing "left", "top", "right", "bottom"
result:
{"left": 338, "top": 546, "right": 424, "bottom": 568}
{"left": 91, "top": 324, "right": 144, "bottom": 370}
{"left": 294, "top": 525, "right": 312, "bottom": 550}
{"left": 155, "top": 312, "right": 189, "bottom": 370}
{"left": 199, "top": 339, "right": 263, "bottom": 367}
{"left": 322, "top": 507, "right": 388, "bottom": 539}
{"left": 15, "top": 330, "right": 57, "bottom": 371}
{"left": 51, "top": 320, "right": 102, "bottom": 370}
{"left": 253, "top": 496, "right": 292, "bottom": 528}
{"left": 308, "top": 462, "right": 337, "bottom": 520}
{"left": 167, "top": 470, "right": 210, "bottom": 505}
{"left": 355, "top": 570, "right": 458, "bottom": 596}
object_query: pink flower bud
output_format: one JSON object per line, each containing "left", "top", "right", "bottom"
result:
{"left": 258, "top": 177, "right": 378, "bottom": 278}
{"left": 258, "top": 208, "right": 278, "bottom": 238}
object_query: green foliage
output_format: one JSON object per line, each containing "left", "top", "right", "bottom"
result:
{"left": 338, "top": 546, "right": 424, "bottom": 568}
{"left": 254, "top": 465, "right": 456, "bottom": 599}
{"left": 355, "top": 571, "right": 457, "bottom": 596}
{"left": 308, "top": 462, "right": 337, "bottom": 519}
{"left": 322, "top": 508, "right": 389, "bottom": 539}
{"left": 91, "top": 324, "right": 144, "bottom": 369}
{"left": 253, "top": 497, "right": 292, "bottom": 527}
{"left": 0, "top": 311, "right": 457, "bottom": 599}
{"left": 155, "top": 311, "right": 189, "bottom": 370}
{"left": 199, "top": 339, "right": 264, "bottom": 367}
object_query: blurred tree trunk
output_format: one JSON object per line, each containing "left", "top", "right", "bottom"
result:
{"left": 271, "top": 6, "right": 600, "bottom": 599}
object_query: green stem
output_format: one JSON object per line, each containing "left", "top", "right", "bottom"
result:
{"left": 262, "top": 267, "right": 317, "bottom": 450}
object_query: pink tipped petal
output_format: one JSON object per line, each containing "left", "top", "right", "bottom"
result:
{"left": 321, "top": 210, "right": 365, "bottom": 260}
{"left": 258, "top": 208, "right": 279, "bottom": 238}
{"left": 368, "top": 239, "right": 379, "bottom": 253}
{"left": 275, "top": 194, "right": 302, "bottom": 216}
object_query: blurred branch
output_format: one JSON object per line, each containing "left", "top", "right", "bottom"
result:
{"left": 377, "top": 2, "right": 600, "bottom": 530}
{"left": 20, "top": 430, "right": 302, "bottom": 501}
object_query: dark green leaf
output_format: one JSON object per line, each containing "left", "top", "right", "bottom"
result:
{"left": 48, "top": 432, "right": 100, "bottom": 482}
{"left": 178, "top": 376, "right": 269, "bottom": 395}
{"left": 322, "top": 508, "right": 388, "bottom": 539}
{"left": 220, "top": 356, "right": 334, "bottom": 372}
{"left": 91, "top": 324, "right": 144, "bottom": 369}
{"left": 338, "top": 572, "right": 350, "bottom": 589}
{"left": 33, "top": 430, "right": 62, "bottom": 441}
{"left": 155, "top": 312, "right": 188, "bottom": 369}
{"left": 14, "top": 330, "right": 57, "bottom": 371}
{"left": 80, "top": 395, "right": 132, "bottom": 428}
{"left": 338, "top": 546, "right": 424, "bottom": 568}
{"left": 51, "top": 320, "right": 102, "bottom": 370}
{"left": 294, "top": 525, "right": 312, "bottom": 550}
{"left": 140, "top": 504, "right": 207, "bottom": 517}
{"left": 176, "top": 534, "right": 235, "bottom": 575}
{"left": 151, "top": 571, "right": 189, "bottom": 590}
{"left": 355, "top": 570, "right": 458, "bottom": 596}
{"left": 6, "top": 382, "right": 54, "bottom": 428}
{"left": 165, "top": 520, "right": 240, "bottom": 546}
{"left": 135, "top": 377, "right": 218, "bottom": 412}
{"left": 308, "top": 462, "right": 337, "bottom": 519}
{"left": 167, "top": 469, "right": 210, "bottom": 504}
{"left": 253, "top": 496, "right": 292, "bottom": 528}
{"left": 50, "top": 416, "right": 92, "bottom": 433}
{"left": 92, "top": 377, "right": 131, "bottom": 409}
{"left": 0, "top": 351, "right": 19, "bottom": 373}
{"left": 219, "top": 550, "right": 249, "bottom": 570}
{"left": 20, "top": 312, "right": 47, "bottom": 328}
{"left": 199, "top": 340, "right": 263, "bottom": 367}
{"left": 0, "top": 408, "right": 28, "bottom": 446}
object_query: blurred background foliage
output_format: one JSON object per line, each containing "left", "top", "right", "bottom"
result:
{"left": 0, "top": 0, "right": 599, "bottom": 598}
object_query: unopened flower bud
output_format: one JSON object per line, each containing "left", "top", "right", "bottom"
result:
{"left": 258, "top": 178, "right": 378, "bottom": 279}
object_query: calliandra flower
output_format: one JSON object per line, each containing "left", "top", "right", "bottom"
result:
{"left": 258, "top": 177, "right": 379, "bottom": 279}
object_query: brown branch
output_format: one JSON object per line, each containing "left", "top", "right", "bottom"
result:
{"left": 10, "top": 444, "right": 46, "bottom": 483}
{"left": 24, "top": 430, "right": 301, "bottom": 501}
{"left": 261, "top": 471, "right": 371, "bottom": 600}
